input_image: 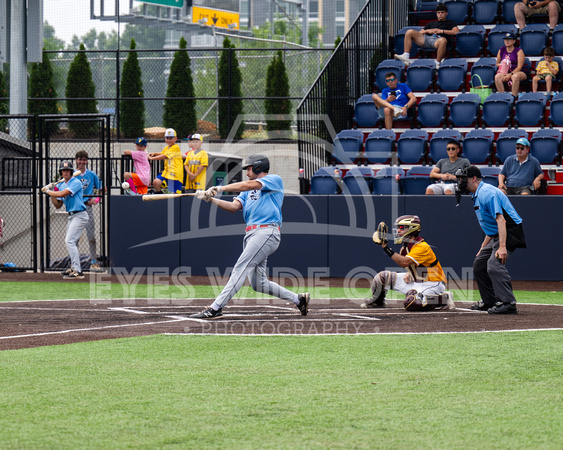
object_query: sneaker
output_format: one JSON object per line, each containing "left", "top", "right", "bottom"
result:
{"left": 62, "top": 268, "right": 73, "bottom": 276}
{"left": 435, "top": 60, "right": 441, "bottom": 70}
{"left": 470, "top": 300, "right": 493, "bottom": 311}
{"left": 297, "top": 293, "right": 310, "bottom": 316}
{"left": 394, "top": 53, "right": 411, "bottom": 67}
{"left": 190, "top": 306, "right": 223, "bottom": 319}
{"left": 488, "top": 302, "right": 518, "bottom": 315}
{"left": 63, "top": 270, "right": 84, "bottom": 279}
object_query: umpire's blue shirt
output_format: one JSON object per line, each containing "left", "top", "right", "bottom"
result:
{"left": 472, "top": 181, "right": 522, "bottom": 236}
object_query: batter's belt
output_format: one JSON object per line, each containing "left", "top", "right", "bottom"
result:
{"left": 245, "top": 223, "right": 280, "bottom": 232}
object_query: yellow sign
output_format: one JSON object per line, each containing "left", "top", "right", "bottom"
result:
{"left": 192, "top": 6, "right": 239, "bottom": 30}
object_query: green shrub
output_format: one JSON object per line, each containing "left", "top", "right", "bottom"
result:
{"left": 265, "top": 50, "right": 291, "bottom": 138}
{"left": 218, "top": 37, "right": 244, "bottom": 140}
{"left": 119, "top": 39, "right": 145, "bottom": 138}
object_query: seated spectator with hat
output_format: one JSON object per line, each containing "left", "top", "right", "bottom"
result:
{"left": 498, "top": 138, "right": 544, "bottom": 195}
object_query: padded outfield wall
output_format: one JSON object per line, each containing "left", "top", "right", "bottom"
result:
{"left": 110, "top": 195, "right": 556, "bottom": 281}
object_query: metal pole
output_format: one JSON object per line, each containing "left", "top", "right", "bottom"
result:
{"left": 9, "top": 0, "right": 26, "bottom": 139}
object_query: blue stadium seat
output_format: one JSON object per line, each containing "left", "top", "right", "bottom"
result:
{"left": 549, "top": 92, "right": 563, "bottom": 127}
{"left": 402, "top": 166, "right": 433, "bottom": 195}
{"left": 332, "top": 129, "right": 364, "bottom": 164}
{"left": 534, "top": 57, "right": 563, "bottom": 93}
{"left": 480, "top": 166, "right": 501, "bottom": 187}
{"left": 417, "top": 94, "right": 449, "bottom": 128}
{"left": 520, "top": 24, "right": 549, "bottom": 56}
{"left": 342, "top": 167, "right": 375, "bottom": 195}
{"left": 502, "top": 0, "right": 520, "bottom": 24}
{"left": 496, "top": 129, "right": 528, "bottom": 164}
{"left": 463, "top": 129, "right": 494, "bottom": 164}
{"left": 552, "top": 23, "right": 563, "bottom": 55}
{"left": 429, "top": 129, "right": 463, "bottom": 163}
{"left": 482, "top": 92, "right": 514, "bottom": 127}
{"left": 397, "top": 130, "right": 428, "bottom": 164}
{"left": 514, "top": 92, "right": 547, "bottom": 127}
{"left": 406, "top": 59, "right": 436, "bottom": 92}
{"left": 363, "top": 130, "right": 396, "bottom": 164}
{"left": 394, "top": 26, "right": 424, "bottom": 57}
{"left": 449, "top": 93, "right": 481, "bottom": 127}
{"left": 487, "top": 25, "right": 518, "bottom": 56}
{"left": 471, "top": 58, "right": 497, "bottom": 88}
{"left": 437, "top": 58, "right": 468, "bottom": 91}
{"left": 455, "top": 25, "right": 486, "bottom": 57}
{"left": 473, "top": 0, "right": 500, "bottom": 24}
{"left": 410, "top": 1, "right": 441, "bottom": 22}
{"left": 372, "top": 167, "right": 405, "bottom": 195}
{"left": 375, "top": 59, "right": 405, "bottom": 92}
{"left": 310, "top": 167, "right": 342, "bottom": 195}
{"left": 444, "top": 0, "right": 470, "bottom": 24}
{"left": 530, "top": 129, "right": 562, "bottom": 164}
{"left": 353, "top": 94, "right": 377, "bottom": 128}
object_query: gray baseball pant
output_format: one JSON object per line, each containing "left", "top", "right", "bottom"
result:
{"left": 85, "top": 205, "right": 97, "bottom": 260}
{"left": 473, "top": 236, "right": 517, "bottom": 306}
{"left": 211, "top": 226, "right": 298, "bottom": 310}
{"left": 66, "top": 211, "right": 89, "bottom": 272}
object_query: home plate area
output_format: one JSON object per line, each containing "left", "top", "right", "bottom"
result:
{"left": 1, "top": 298, "right": 561, "bottom": 350}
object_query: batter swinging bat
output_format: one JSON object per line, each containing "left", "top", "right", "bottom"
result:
{"left": 142, "top": 193, "right": 196, "bottom": 202}
{"left": 41, "top": 170, "right": 81, "bottom": 192}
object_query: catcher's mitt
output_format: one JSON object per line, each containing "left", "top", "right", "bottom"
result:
{"left": 372, "top": 221, "right": 388, "bottom": 246}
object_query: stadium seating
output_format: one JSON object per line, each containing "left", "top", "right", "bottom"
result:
{"left": 519, "top": 24, "right": 549, "bottom": 56}
{"left": 530, "top": 129, "right": 562, "bottom": 164}
{"left": 449, "top": 93, "right": 481, "bottom": 127}
{"left": 549, "top": 92, "right": 563, "bottom": 127}
{"left": 471, "top": 58, "right": 497, "bottom": 88}
{"left": 397, "top": 130, "right": 428, "bottom": 164}
{"left": 402, "top": 166, "right": 433, "bottom": 194}
{"left": 472, "top": 0, "right": 500, "bottom": 24}
{"left": 455, "top": 25, "right": 486, "bottom": 57}
{"left": 482, "top": 93, "right": 514, "bottom": 127}
{"left": 496, "top": 129, "right": 528, "bottom": 164}
{"left": 463, "top": 129, "right": 494, "bottom": 164}
{"left": 552, "top": 23, "right": 563, "bottom": 55}
{"left": 501, "top": 0, "right": 520, "bottom": 25}
{"left": 480, "top": 166, "right": 501, "bottom": 187}
{"left": 487, "top": 24, "right": 518, "bottom": 56}
{"left": 406, "top": 59, "right": 436, "bottom": 92}
{"left": 363, "top": 130, "right": 396, "bottom": 164}
{"left": 514, "top": 92, "right": 547, "bottom": 127}
{"left": 310, "top": 167, "right": 342, "bottom": 195}
{"left": 372, "top": 167, "right": 404, "bottom": 194}
{"left": 534, "top": 57, "right": 563, "bottom": 93}
{"left": 375, "top": 59, "right": 405, "bottom": 92}
{"left": 394, "top": 26, "right": 423, "bottom": 57}
{"left": 417, "top": 94, "right": 449, "bottom": 128}
{"left": 429, "top": 129, "right": 463, "bottom": 163}
{"left": 332, "top": 129, "right": 364, "bottom": 164}
{"left": 443, "top": 0, "right": 470, "bottom": 24}
{"left": 437, "top": 58, "right": 468, "bottom": 91}
{"left": 342, "top": 167, "right": 375, "bottom": 195}
{"left": 353, "top": 94, "right": 378, "bottom": 128}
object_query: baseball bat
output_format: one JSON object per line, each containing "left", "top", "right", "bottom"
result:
{"left": 41, "top": 170, "right": 82, "bottom": 192}
{"left": 142, "top": 193, "right": 196, "bottom": 202}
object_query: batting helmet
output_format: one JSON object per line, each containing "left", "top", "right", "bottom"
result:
{"left": 242, "top": 154, "right": 270, "bottom": 174}
{"left": 393, "top": 215, "right": 421, "bottom": 244}
{"left": 59, "top": 160, "right": 74, "bottom": 175}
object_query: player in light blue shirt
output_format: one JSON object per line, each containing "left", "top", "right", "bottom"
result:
{"left": 190, "top": 154, "right": 310, "bottom": 319}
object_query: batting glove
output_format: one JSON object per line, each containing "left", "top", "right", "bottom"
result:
{"left": 194, "top": 190, "right": 211, "bottom": 202}
{"left": 205, "top": 186, "right": 222, "bottom": 198}
{"left": 41, "top": 183, "right": 54, "bottom": 193}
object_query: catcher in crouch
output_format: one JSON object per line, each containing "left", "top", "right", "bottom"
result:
{"left": 363, "top": 215, "right": 454, "bottom": 311}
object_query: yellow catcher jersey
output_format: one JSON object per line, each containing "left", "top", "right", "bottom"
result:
{"left": 161, "top": 144, "right": 183, "bottom": 181}
{"left": 184, "top": 149, "right": 209, "bottom": 190}
{"left": 400, "top": 238, "right": 446, "bottom": 283}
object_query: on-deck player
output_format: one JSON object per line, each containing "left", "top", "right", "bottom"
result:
{"left": 190, "top": 154, "right": 309, "bottom": 319}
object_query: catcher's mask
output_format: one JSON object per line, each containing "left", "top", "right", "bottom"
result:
{"left": 59, "top": 160, "right": 74, "bottom": 176}
{"left": 242, "top": 154, "right": 270, "bottom": 175}
{"left": 393, "top": 215, "right": 421, "bottom": 244}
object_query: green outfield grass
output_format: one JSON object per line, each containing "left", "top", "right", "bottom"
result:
{"left": 1, "top": 333, "right": 562, "bottom": 448}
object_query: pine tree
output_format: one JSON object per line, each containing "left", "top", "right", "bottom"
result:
{"left": 119, "top": 39, "right": 145, "bottom": 138}
{"left": 218, "top": 37, "right": 244, "bottom": 139}
{"left": 265, "top": 50, "right": 291, "bottom": 138}
{"left": 65, "top": 43, "right": 97, "bottom": 135}
{"left": 0, "top": 68, "right": 8, "bottom": 132}
{"left": 29, "top": 50, "right": 59, "bottom": 134}
{"left": 163, "top": 36, "right": 196, "bottom": 137}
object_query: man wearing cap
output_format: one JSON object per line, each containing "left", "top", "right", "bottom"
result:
{"left": 514, "top": 0, "right": 561, "bottom": 31}
{"left": 456, "top": 166, "right": 526, "bottom": 315}
{"left": 149, "top": 128, "right": 184, "bottom": 194}
{"left": 499, "top": 137, "right": 544, "bottom": 195}
{"left": 183, "top": 134, "right": 208, "bottom": 192}
{"left": 123, "top": 137, "right": 150, "bottom": 195}
{"left": 495, "top": 32, "right": 527, "bottom": 97}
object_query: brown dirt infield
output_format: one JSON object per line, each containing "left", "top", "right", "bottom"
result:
{"left": 1, "top": 273, "right": 562, "bottom": 351}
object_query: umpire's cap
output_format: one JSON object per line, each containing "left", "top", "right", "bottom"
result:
{"left": 456, "top": 165, "right": 482, "bottom": 179}
{"left": 242, "top": 154, "right": 270, "bottom": 174}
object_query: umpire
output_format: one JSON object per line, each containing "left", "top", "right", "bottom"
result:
{"left": 456, "top": 166, "right": 526, "bottom": 314}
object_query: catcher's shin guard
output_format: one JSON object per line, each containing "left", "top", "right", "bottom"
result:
{"left": 404, "top": 290, "right": 454, "bottom": 311}
{"left": 362, "top": 270, "right": 396, "bottom": 308}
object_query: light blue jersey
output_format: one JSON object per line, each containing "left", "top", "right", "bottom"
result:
{"left": 236, "top": 174, "right": 284, "bottom": 225}
{"left": 56, "top": 177, "right": 86, "bottom": 213}
{"left": 77, "top": 169, "right": 102, "bottom": 197}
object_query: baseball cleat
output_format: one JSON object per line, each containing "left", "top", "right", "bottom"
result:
{"left": 470, "top": 300, "right": 493, "bottom": 311}
{"left": 63, "top": 270, "right": 84, "bottom": 279}
{"left": 297, "top": 293, "right": 310, "bottom": 316}
{"left": 361, "top": 298, "right": 386, "bottom": 308}
{"left": 488, "top": 302, "right": 518, "bottom": 315}
{"left": 62, "top": 268, "right": 73, "bottom": 277}
{"left": 190, "top": 306, "right": 223, "bottom": 319}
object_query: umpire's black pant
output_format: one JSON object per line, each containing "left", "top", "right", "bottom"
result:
{"left": 473, "top": 236, "right": 517, "bottom": 306}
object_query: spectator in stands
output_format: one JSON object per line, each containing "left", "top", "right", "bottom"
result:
{"left": 494, "top": 33, "right": 527, "bottom": 97}
{"left": 514, "top": 0, "right": 561, "bottom": 31}
{"left": 149, "top": 128, "right": 184, "bottom": 194}
{"left": 532, "top": 46, "right": 559, "bottom": 95}
{"left": 371, "top": 72, "right": 416, "bottom": 130}
{"left": 498, "top": 138, "right": 543, "bottom": 195}
{"left": 394, "top": 4, "right": 460, "bottom": 70}
{"left": 425, "top": 140, "right": 470, "bottom": 195}
{"left": 183, "top": 134, "right": 209, "bottom": 192}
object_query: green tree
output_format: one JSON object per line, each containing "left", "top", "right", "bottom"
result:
{"left": 119, "top": 39, "right": 145, "bottom": 138}
{"left": 218, "top": 37, "right": 244, "bottom": 140}
{"left": 0, "top": 68, "right": 8, "bottom": 132}
{"left": 265, "top": 50, "right": 291, "bottom": 138}
{"left": 163, "top": 36, "right": 196, "bottom": 137}
{"left": 29, "top": 49, "right": 59, "bottom": 133}
{"left": 65, "top": 43, "right": 98, "bottom": 135}
{"left": 43, "top": 22, "right": 65, "bottom": 52}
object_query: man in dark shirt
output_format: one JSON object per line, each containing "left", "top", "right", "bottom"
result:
{"left": 394, "top": 4, "right": 460, "bottom": 69}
